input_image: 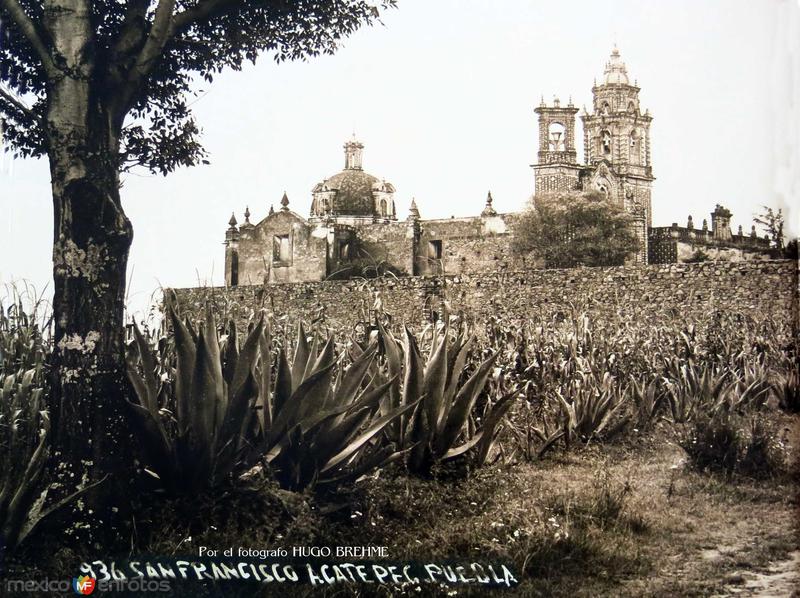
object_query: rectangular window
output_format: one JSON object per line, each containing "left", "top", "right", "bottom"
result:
{"left": 273, "top": 234, "right": 290, "bottom": 264}
{"left": 428, "top": 240, "right": 443, "bottom": 260}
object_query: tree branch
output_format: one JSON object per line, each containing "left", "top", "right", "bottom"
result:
{"left": 130, "top": 0, "right": 177, "bottom": 79}
{"left": 0, "top": 84, "right": 35, "bottom": 119}
{"left": 0, "top": 0, "right": 56, "bottom": 74}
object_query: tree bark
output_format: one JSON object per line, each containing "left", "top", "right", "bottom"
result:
{"left": 47, "top": 113, "right": 134, "bottom": 542}
{"left": 43, "top": 0, "right": 134, "bottom": 541}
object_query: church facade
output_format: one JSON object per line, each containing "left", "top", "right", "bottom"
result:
{"left": 223, "top": 48, "right": 773, "bottom": 287}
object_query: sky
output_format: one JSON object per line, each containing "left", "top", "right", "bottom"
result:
{"left": 1, "top": 0, "right": 798, "bottom": 318}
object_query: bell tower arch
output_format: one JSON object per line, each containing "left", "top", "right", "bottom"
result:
{"left": 532, "top": 97, "right": 582, "bottom": 195}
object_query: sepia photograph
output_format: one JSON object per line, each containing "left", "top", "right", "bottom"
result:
{"left": 1, "top": 0, "right": 798, "bottom": 596}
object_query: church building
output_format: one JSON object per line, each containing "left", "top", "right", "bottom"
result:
{"left": 223, "top": 48, "right": 773, "bottom": 287}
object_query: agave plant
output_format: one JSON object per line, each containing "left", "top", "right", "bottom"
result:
{"left": 126, "top": 302, "right": 267, "bottom": 493}
{"left": 127, "top": 299, "right": 416, "bottom": 493}
{"left": 258, "top": 323, "right": 419, "bottom": 490}
{"left": 629, "top": 375, "right": 667, "bottom": 430}
{"left": 375, "top": 321, "right": 519, "bottom": 475}
{"left": 0, "top": 368, "right": 49, "bottom": 552}
{"left": 554, "top": 371, "right": 629, "bottom": 446}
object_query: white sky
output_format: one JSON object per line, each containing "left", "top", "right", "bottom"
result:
{"left": 1, "top": 0, "right": 798, "bottom": 318}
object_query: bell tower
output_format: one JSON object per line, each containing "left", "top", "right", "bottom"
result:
{"left": 532, "top": 96, "right": 581, "bottom": 195}
{"left": 581, "top": 46, "right": 654, "bottom": 226}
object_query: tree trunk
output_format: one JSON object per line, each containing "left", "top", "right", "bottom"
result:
{"left": 48, "top": 143, "right": 133, "bottom": 520}
{"left": 43, "top": 4, "right": 134, "bottom": 537}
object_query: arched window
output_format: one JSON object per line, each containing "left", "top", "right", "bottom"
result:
{"left": 601, "top": 131, "right": 612, "bottom": 155}
{"left": 380, "top": 198, "right": 388, "bottom": 217}
{"left": 602, "top": 102, "right": 610, "bottom": 115}
{"left": 548, "top": 122, "right": 566, "bottom": 151}
{"left": 629, "top": 130, "right": 640, "bottom": 164}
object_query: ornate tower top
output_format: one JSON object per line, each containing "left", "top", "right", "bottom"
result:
{"left": 344, "top": 136, "right": 364, "bottom": 170}
{"left": 408, "top": 198, "right": 420, "bottom": 221}
{"left": 280, "top": 192, "right": 290, "bottom": 211}
{"left": 602, "top": 46, "right": 630, "bottom": 86}
{"left": 481, "top": 191, "right": 498, "bottom": 217}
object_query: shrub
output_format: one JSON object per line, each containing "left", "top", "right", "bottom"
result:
{"left": 680, "top": 412, "right": 786, "bottom": 479}
{"left": 680, "top": 412, "right": 742, "bottom": 476}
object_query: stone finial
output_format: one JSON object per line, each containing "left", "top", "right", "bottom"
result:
{"left": 567, "top": 95, "right": 574, "bottom": 107}
{"left": 280, "top": 192, "right": 289, "bottom": 211}
{"left": 751, "top": 225, "right": 757, "bottom": 238}
{"left": 702, "top": 219, "right": 708, "bottom": 232}
{"left": 408, "top": 198, "right": 420, "bottom": 221}
{"left": 269, "top": 204, "right": 275, "bottom": 216}
{"left": 687, "top": 215, "right": 694, "bottom": 229}
{"left": 481, "top": 191, "right": 498, "bottom": 217}
{"left": 228, "top": 213, "right": 238, "bottom": 228}
{"left": 738, "top": 225, "right": 743, "bottom": 236}
{"left": 244, "top": 206, "right": 251, "bottom": 224}
{"left": 540, "top": 95, "right": 545, "bottom": 107}
{"left": 553, "top": 96, "right": 560, "bottom": 107}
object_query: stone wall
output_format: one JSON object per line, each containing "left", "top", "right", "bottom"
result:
{"left": 415, "top": 214, "right": 523, "bottom": 276}
{"left": 172, "top": 260, "right": 798, "bottom": 337}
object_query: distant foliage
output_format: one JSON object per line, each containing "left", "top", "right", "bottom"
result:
{"left": 512, "top": 192, "right": 640, "bottom": 268}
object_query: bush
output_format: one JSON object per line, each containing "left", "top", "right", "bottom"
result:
{"left": 680, "top": 412, "right": 786, "bottom": 478}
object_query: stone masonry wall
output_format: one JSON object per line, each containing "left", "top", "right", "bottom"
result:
{"left": 172, "top": 261, "right": 798, "bottom": 338}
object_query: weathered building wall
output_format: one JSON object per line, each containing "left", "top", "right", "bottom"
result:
{"left": 354, "top": 222, "right": 415, "bottom": 276}
{"left": 173, "top": 260, "right": 798, "bottom": 337}
{"left": 648, "top": 224, "right": 775, "bottom": 265}
{"left": 237, "top": 210, "right": 327, "bottom": 285}
{"left": 415, "top": 214, "right": 524, "bottom": 275}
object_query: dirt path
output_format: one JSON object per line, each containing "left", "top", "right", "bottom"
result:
{"left": 719, "top": 550, "right": 800, "bottom": 597}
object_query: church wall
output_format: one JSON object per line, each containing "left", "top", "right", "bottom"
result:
{"left": 173, "top": 260, "right": 797, "bottom": 340}
{"left": 648, "top": 225, "right": 774, "bottom": 264}
{"left": 237, "top": 211, "right": 327, "bottom": 285}
{"left": 353, "top": 222, "right": 414, "bottom": 275}
{"left": 415, "top": 215, "right": 523, "bottom": 276}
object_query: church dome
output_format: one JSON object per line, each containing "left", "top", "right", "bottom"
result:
{"left": 310, "top": 138, "right": 397, "bottom": 221}
{"left": 603, "top": 46, "right": 630, "bottom": 85}
{"left": 314, "top": 169, "right": 380, "bottom": 216}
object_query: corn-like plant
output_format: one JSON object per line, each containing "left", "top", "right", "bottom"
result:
{"left": 0, "top": 298, "right": 50, "bottom": 376}
{"left": 375, "top": 321, "right": 518, "bottom": 474}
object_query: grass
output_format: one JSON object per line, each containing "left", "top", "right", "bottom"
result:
{"left": 5, "top": 416, "right": 797, "bottom": 597}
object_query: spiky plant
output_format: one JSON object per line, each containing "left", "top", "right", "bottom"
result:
{"left": 554, "top": 372, "right": 629, "bottom": 446}
{"left": 375, "top": 321, "right": 519, "bottom": 475}
{"left": 126, "top": 301, "right": 266, "bottom": 493}
{"left": 259, "top": 323, "right": 418, "bottom": 491}
{"left": 0, "top": 368, "right": 49, "bottom": 552}
{"left": 126, "top": 300, "right": 415, "bottom": 493}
